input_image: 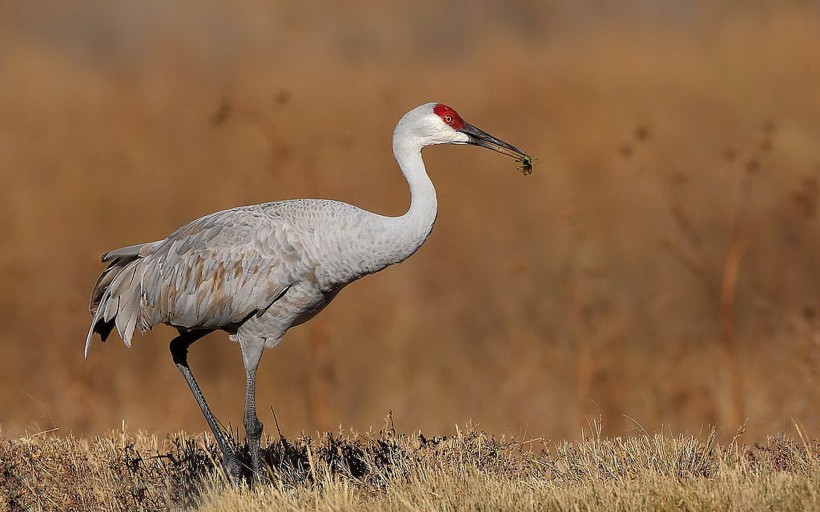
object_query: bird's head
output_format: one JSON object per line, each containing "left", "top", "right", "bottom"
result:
{"left": 393, "top": 102, "right": 531, "bottom": 172}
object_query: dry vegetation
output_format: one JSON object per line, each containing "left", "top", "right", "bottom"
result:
{"left": 0, "top": 5, "right": 819, "bottom": 509}
{"left": 2, "top": 423, "right": 819, "bottom": 511}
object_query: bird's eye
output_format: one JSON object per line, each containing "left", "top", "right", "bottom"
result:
{"left": 443, "top": 114, "right": 453, "bottom": 124}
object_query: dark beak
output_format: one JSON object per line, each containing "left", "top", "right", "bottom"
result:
{"left": 461, "top": 122, "right": 530, "bottom": 161}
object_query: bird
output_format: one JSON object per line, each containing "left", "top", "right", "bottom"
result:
{"left": 85, "top": 102, "right": 531, "bottom": 481}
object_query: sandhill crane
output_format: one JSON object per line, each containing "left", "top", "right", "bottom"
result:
{"left": 86, "top": 102, "right": 531, "bottom": 481}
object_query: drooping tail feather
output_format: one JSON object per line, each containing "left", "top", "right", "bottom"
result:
{"left": 85, "top": 242, "right": 158, "bottom": 359}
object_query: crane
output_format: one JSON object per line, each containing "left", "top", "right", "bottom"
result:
{"left": 85, "top": 102, "right": 531, "bottom": 481}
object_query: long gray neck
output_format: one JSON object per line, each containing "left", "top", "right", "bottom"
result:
{"left": 393, "top": 140, "right": 438, "bottom": 251}
{"left": 351, "top": 139, "right": 438, "bottom": 277}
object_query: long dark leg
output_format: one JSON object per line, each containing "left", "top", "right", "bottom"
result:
{"left": 239, "top": 338, "right": 266, "bottom": 480}
{"left": 170, "top": 330, "right": 242, "bottom": 481}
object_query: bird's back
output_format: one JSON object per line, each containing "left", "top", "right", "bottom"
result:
{"left": 86, "top": 199, "right": 378, "bottom": 355}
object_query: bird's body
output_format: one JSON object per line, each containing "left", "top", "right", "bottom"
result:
{"left": 86, "top": 102, "right": 530, "bottom": 482}
{"left": 87, "top": 198, "right": 434, "bottom": 353}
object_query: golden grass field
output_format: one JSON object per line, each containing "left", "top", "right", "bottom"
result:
{"left": 1, "top": 1, "right": 819, "bottom": 508}
{"left": 3, "top": 424, "right": 819, "bottom": 511}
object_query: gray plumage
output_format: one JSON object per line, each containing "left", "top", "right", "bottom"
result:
{"left": 87, "top": 200, "right": 413, "bottom": 355}
{"left": 85, "top": 102, "right": 530, "bottom": 482}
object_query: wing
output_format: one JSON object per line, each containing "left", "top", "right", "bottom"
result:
{"left": 139, "top": 206, "right": 311, "bottom": 331}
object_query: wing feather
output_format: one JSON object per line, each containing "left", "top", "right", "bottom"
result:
{"left": 140, "top": 207, "right": 308, "bottom": 330}
{"left": 86, "top": 201, "right": 328, "bottom": 357}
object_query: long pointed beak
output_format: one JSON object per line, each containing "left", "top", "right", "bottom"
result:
{"left": 460, "top": 122, "right": 530, "bottom": 162}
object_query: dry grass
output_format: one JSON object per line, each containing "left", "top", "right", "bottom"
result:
{"left": 0, "top": 1, "right": 819, "bottom": 444}
{"left": 1, "top": 423, "right": 818, "bottom": 511}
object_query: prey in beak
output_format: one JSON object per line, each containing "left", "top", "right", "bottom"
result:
{"left": 460, "top": 122, "right": 533, "bottom": 175}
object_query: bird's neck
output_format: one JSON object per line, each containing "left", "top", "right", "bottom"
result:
{"left": 368, "top": 140, "right": 438, "bottom": 269}
{"left": 397, "top": 141, "right": 438, "bottom": 234}
{"left": 334, "top": 139, "right": 437, "bottom": 284}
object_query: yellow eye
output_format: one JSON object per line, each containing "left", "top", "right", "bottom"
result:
{"left": 443, "top": 114, "right": 453, "bottom": 124}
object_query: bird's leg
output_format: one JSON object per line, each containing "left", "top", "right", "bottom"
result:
{"left": 239, "top": 338, "right": 267, "bottom": 482}
{"left": 170, "top": 331, "right": 243, "bottom": 482}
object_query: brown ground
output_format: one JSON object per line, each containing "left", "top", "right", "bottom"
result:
{"left": 0, "top": 2, "right": 818, "bottom": 441}
{"left": 2, "top": 426, "right": 819, "bottom": 511}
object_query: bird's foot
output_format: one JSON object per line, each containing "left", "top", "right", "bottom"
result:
{"left": 222, "top": 453, "right": 244, "bottom": 484}
{"left": 220, "top": 447, "right": 270, "bottom": 485}
{"left": 251, "top": 465, "right": 271, "bottom": 485}
{"left": 249, "top": 442, "right": 271, "bottom": 484}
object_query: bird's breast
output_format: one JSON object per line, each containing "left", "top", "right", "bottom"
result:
{"left": 236, "top": 281, "right": 341, "bottom": 341}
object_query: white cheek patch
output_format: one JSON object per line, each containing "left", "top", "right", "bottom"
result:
{"left": 454, "top": 131, "right": 470, "bottom": 144}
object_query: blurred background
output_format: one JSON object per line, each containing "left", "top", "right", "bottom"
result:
{"left": 1, "top": 1, "right": 818, "bottom": 441}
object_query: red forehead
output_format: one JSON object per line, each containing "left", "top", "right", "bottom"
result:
{"left": 433, "top": 103, "right": 465, "bottom": 130}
